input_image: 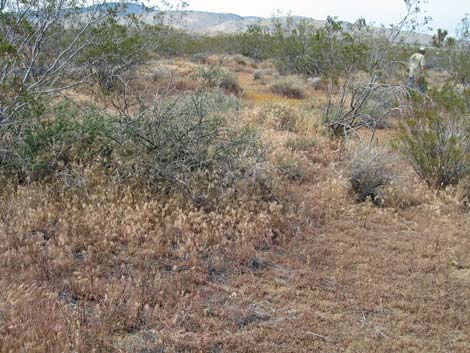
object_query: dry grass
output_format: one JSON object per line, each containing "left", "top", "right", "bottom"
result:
{"left": 1, "top": 58, "right": 469, "bottom": 353}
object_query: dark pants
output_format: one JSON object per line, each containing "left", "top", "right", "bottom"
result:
{"left": 407, "top": 77, "right": 426, "bottom": 93}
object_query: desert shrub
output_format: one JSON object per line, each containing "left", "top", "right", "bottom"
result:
{"left": 460, "top": 177, "right": 470, "bottom": 209}
{"left": 396, "top": 87, "right": 470, "bottom": 188}
{"left": 357, "top": 86, "right": 404, "bottom": 129}
{"left": 440, "top": 15, "right": 470, "bottom": 85}
{"left": 0, "top": 102, "right": 113, "bottom": 182}
{"left": 113, "top": 90, "right": 263, "bottom": 196}
{"left": 191, "top": 53, "right": 210, "bottom": 64}
{"left": 445, "top": 48, "right": 470, "bottom": 85}
{"left": 271, "top": 76, "right": 306, "bottom": 99}
{"left": 231, "top": 54, "right": 249, "bottom": 66}
{"left": 253, "top": 70, "right": 264, "bottom": 80}
{"left": 307, "top": 77, "right": 322, "bottom": 90}
{"left": 272, "top": 17, "right": 370, "bottom": 78}
{"left": 346, "top": 144, "right": 395, "bottom": 205}
{"left": 79, "top": 18, "right": 151, "bottom": 92}
{"left": 196, "top": 65, "right": 242, "bottom": 94}
{"left": 253, "top": 69, "right": 274, "bottom": 82}
{"left": 152, "top": 65, "right": 172, "bottom": 81}
{"left": 458, "top": 176, "right": 470, "bottom": 208}
{"left": 324, "top": 82, "right": 409, "bottom": 137}
{"left": 0, "top": 90, "right": 265, "bottom": 201}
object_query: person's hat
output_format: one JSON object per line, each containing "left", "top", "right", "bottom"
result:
{"left": 419, "top": 46, "right": 426, "bottom": 52}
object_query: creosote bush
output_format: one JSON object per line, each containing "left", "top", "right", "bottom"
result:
{"left": 396, "top": 87, "right": 470, "bottom": 189}
{"left": 271, "top": 76, "right": 306, "bottom": 99}
{"left": 0, "top": 102, "right": 113, "bottom": 182}
{"left": 346, "top": 143, "right": 395, "bottom": 205}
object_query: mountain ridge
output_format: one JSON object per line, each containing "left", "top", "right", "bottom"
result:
{"left": 85, "top": 3, "right": 432, "bottom": 44}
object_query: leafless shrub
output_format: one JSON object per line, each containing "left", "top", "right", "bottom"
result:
{"left": 325, "top": 80, "right": 410, "bottom": 137}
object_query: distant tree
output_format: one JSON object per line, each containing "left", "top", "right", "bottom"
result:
{"left": 445, "top": 14, "right": 470, "bottom": 84}
{"left": 445, "top": 36, "right": 456, "bottom": 48}
{"left": 432, "top": 28, "right": 448, "bottom": 47}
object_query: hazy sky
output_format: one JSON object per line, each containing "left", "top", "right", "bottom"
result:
{"left": 179, "top": 0, "right": 469, "bottom": 35}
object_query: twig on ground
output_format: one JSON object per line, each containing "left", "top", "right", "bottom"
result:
{"left": 305, "top": 331, "right": 338, "bottom": 343}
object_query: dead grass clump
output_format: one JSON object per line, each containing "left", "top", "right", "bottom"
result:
{"left": 457, "top": 176, "right": 470, "bottom": 209}
{"left": 230, "top": 54, "right": 251, "bottom": 67}
{"left": 380, "top": 176, "right": 431, "bottom": 209}
{"left": 169, "top": 76, "right": 199, "bottom": 92}
{"left": 152, "top": 65, "right": 172, "bottom": 81}
{"left": 256, "top": 102, "right": 319, "bottom": 134}
{"left": 273, "top": 151, "right": 306, "bottom": 181}
{"left": 345, "top": 143, "right": 396, "bottom": 205}
{"left": 271, "top": 76, "right": 306, "bottom": 99}
{"left": 284, "top": 135, "right": 318, "bottom": 151}
{"left": 0, "top": 284, "right": 85, "bottom": 353}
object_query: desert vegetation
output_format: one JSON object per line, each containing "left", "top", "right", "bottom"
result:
{"left": 1, "top": 0, "right": 470, "bottom": 352}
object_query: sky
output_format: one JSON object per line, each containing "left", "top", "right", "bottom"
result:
{"left": 173, "top": 0, "right": 469, "bottom": 35}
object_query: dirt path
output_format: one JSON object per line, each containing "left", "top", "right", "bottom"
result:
{"left": 209, "top": 70, "right": 470, "bottom": 352}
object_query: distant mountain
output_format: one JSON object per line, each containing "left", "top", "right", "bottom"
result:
{"left": 87, "top": 3, "right": 432, "bottom": 44}
{"left": 164, "top": 11, "right": 330, "bottom": 34}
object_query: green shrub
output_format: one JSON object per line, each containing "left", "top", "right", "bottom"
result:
{"left": 396, "top": 87, "right": 470, "bottom": 188}
{"left": 196, "top": 66, "right": 242, "bottom": 94}
{"left": 271, "top": 76, "right": 306, "bottom": 99}
{"left": 78, "top": 19, "right": 150, "bottom": 92}
{"left": 0, "top": 102, "right": 113, "bottom": 182}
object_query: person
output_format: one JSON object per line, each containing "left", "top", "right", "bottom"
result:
{"left": 407, "top": 47, "right": 427, "bottom": 93}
